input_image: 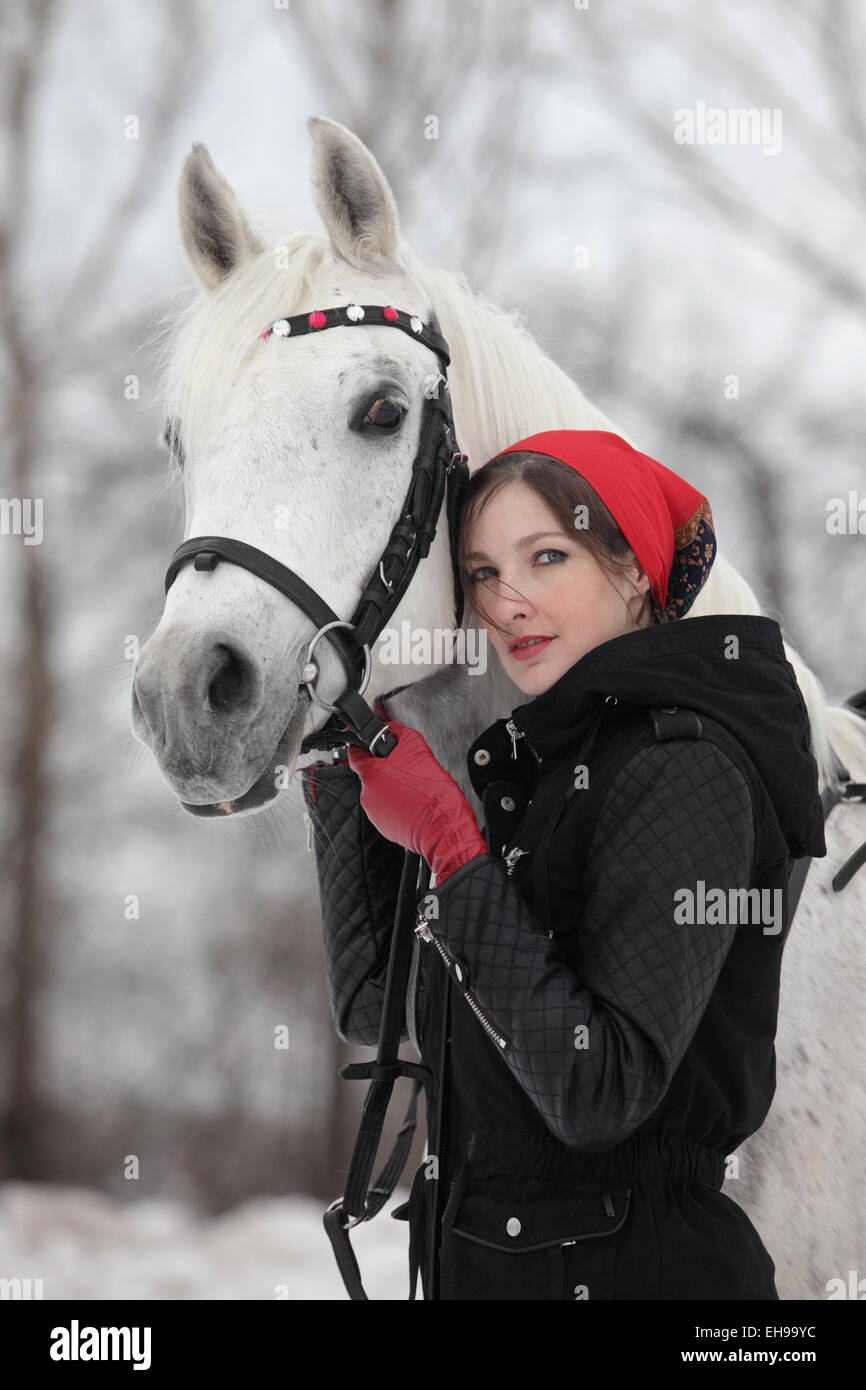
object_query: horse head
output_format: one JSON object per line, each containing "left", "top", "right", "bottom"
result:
{"left": 132, "top": 118, "right": 463, "bottom": 814}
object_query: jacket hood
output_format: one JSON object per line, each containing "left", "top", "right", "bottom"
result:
{"left": 508, "top": 614, "right": 826, "bottom": 860}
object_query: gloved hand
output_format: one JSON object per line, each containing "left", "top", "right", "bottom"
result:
{"left": 347, "top": 706, "right": 488, "bottom": 884}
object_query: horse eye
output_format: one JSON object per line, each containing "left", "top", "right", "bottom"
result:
{"left": 361, "top": 397, "right": 406, "bottom": 431}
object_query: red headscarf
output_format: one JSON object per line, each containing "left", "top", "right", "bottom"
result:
{"left": 486, "top": 430, "right": 715, "bottom": 621}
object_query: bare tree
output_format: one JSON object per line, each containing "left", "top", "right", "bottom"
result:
{"left": 0, "top": 0, "right": 204, "bottom": 1180}
{"left": 285, "top": 0, "right": 543, "bottom": 284}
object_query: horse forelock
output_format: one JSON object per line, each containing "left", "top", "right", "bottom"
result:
{"left": 155, "top": 233, "right": 333, "bottom": 443}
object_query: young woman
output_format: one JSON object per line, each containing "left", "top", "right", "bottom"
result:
{"left": 301, "top": 429, "right": 826, "bottom": 1301}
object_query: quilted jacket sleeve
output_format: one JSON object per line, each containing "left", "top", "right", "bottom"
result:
{"left": 416, "top": 738, "right": 756, "bottom": 1150}
{"left": 301, "top": 755, "right": 410, "bottom": 1046}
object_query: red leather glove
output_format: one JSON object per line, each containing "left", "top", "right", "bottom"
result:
{"left": 346, "top": 709, "right": 488, "bottom": 884}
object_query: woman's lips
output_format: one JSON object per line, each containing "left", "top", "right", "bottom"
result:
{"left": 510, "top": 636, "right": 554, "bottom": 661}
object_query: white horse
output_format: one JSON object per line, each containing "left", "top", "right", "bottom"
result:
{"left": 133, "top": 116, "right": 866, "bottom": 1300}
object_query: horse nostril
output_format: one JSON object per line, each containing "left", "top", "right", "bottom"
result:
{"left": 207, "top": 643, "right": 254, "bottom": 715}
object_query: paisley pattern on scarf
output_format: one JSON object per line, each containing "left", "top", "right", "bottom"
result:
{"left": 655, "top": 500, "right": 716, "bottom": 623}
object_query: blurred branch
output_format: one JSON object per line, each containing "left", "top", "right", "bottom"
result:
{"left": 0, "top": 0, "right": 57, "bottom": 1181}
{"left": 670, "top": 0, "right": 866, "bottom": 211}
{"left": 0, "top": 0, "right": 55, "bottom": 394}
{"left": 559, "top": 4, "right": 866, "bottom": 319}
{"left": 819, "top": 0, "right": 866, "bottom": 203}
{"left": 44, "top": 303, "right": 166, "bottom": 390}
{"left": 283, "top": 0, "right": 538, "bottom": 288}
{"left": 49, "top": 0, "right": 205, "bottom": 359}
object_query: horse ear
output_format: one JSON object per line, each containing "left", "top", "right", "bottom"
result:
{"left": 178, "top": 144, "right": 263, "bottom": 290}
{"left": 308, "top": 116, "right": 400, "bottom": 269}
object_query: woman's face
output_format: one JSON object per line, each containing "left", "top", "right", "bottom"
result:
{"left": 464, "top": 480, "right": 650, "bottom": 696}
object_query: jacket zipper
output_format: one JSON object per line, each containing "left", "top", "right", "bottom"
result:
{"left": 504, "top": 718, "right": 541, "bottom": 766}
{"left": 415, "top": 913, "right": 510, "bottom": 1051}
{"left": 503, "top": 845, "right": 531, "bottom": 876}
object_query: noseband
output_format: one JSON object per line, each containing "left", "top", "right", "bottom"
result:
{"left": 164, "top": 303, "right": 469, "bottom": 758}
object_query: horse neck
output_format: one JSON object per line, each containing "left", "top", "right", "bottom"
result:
{"left": 387, "top": 635, "right": 522, "bottom": 808}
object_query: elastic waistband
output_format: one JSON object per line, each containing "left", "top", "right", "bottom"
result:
{"left": 466, "top": 1132, "right": 727, "bottom": 1190}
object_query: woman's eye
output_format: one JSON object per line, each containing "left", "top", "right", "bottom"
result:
{"left": 468, "top": 550, "right": 565, "bottom": 583}
{"left": 360, "top": 397, "right": 406, "bottom": 431}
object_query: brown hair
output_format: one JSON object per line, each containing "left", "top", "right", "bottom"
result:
{"left": 457, "top": 451, "right": 658, "bottom": 634}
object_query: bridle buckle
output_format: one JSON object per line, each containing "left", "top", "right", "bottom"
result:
{"left": 325, "top": 1195, "right": 365, "bottom": 1230}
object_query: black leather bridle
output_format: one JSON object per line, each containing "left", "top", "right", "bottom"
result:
{"left": 164, "top": 303, "right": 470, "bottom": 759}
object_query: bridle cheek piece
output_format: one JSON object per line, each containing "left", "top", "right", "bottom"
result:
{"left": 163, "top": 304, "right": 470, "bottom": 759}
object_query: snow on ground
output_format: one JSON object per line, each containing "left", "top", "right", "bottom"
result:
{"left": 0, "top": 1182, "right": 411, "bottom": 1300}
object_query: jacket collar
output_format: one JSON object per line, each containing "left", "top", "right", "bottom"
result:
{"left": 467, "top": 615, "right": 827, "bottom": 859}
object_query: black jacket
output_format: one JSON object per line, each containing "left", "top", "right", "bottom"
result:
{"left": 301, "top": 615, "right": 826, "bottom": 1300}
